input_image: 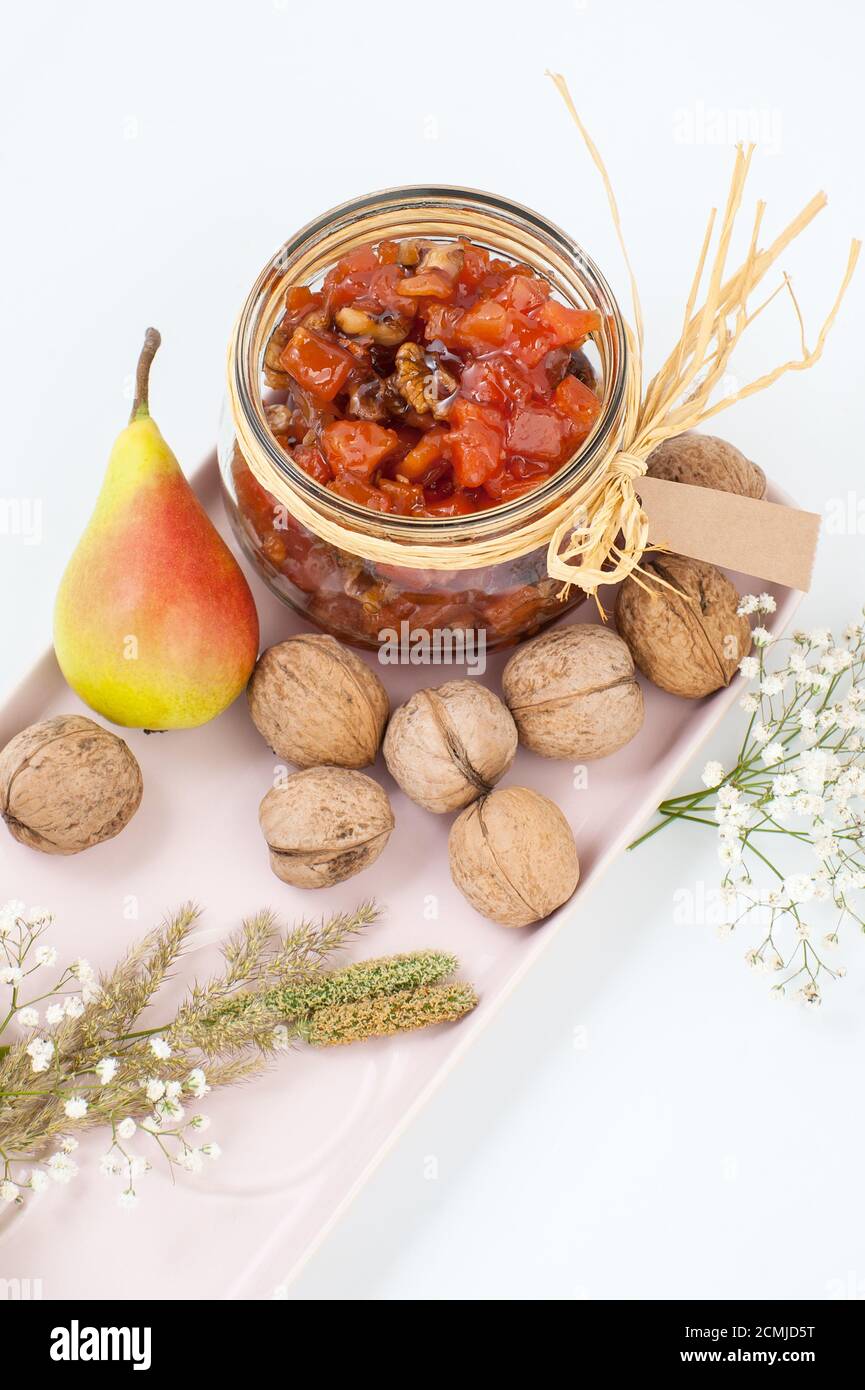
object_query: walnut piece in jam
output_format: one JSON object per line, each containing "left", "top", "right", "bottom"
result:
{"left": 262, "top": 236, "right": 603, "bottom": 518}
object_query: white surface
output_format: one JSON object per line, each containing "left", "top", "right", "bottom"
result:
{"left": 1, "top": 0, "right": 863, "bottom": 1301}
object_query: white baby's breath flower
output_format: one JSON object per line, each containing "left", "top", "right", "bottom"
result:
{"left": 95, "top": 1057, "right": 117, "bottom": 1085}
{"left": 0, "top": 900, "right": 25, "bottom": 931}
{"left": 63, "top": 1096, "right": 88, "bottom": 1120}
{"left": 33, "top": 944, "right": 58, "bottom": 967}
{"left": 26, "top": 1037, "right": 54, "bottom": 1073}
{"left": 187, "top": 1068, "right": 209, "bottom": 1098}
{"left": 25, "top": 906, "right": 53, "bottom": 926}
{"left": 64, "top": 995, "right": 84, "bottom": 1019}
{"left": 0, "top": 966, "right": 23, "bottom": 986}
{"left": 751, "top": 722, "right": 771, "bottom": 743}
{"left": 46, "top": 1151, "right": 78, "bottom": 1184}
{"left": 718, "top": 841, "right": 742, "bottom": 866}
{"left": 773, "top": 773, "right": 799, "bottom": 796}
{"left": 189, "top": 1113, "right": 210, "bottom": 1131}
{"left": 145, "top": 1078, "right": 166, "bottom": 1102}
{"left": 752, "top": 626, "right": 772, "bottom": 647}
{"left": 757, "top": 593, "right": 776, "bottom": 614}
{"left": 116, "top": 1117, "right": 137, "bottom": 1140}
{"left": 45, "top": 1003, "right": 64, "bottom": 1025}
{"left": 762, "top": 741, "right": 784, "bottom": 766}
{"left": 27, "top": 1169, "right": 49, "bottom": 1192}
{"left": 737, "top": 595, "right": 760, "bottom": 615}
{"left": 784, "top": 874, "right": 815, "bottom": 905}
{"left": 149, "top": 1036, "right": 172, "bottom": 1060}
{"left": 760, "top": 674, "right": 787, "bottom": 697}
{"left": 202, "top": 1143, "right": 221, "bottom": 1161}
{"left": 821, "top": 647, "right": 853, "bottom": 673}
{"left": 157, "top": 1098, "right": 184, "bottom": 1124}
{"left": 99, "top": 1152, "right": 124, "bottom": 1176}
{"left": 739, "top": 693, "right": 760, "bottom": 713}
{"left": 17, "top": 1006, "right": 39, "bottom": 1026}
{"left": 0, "top": 1180, "right": 19, "bottom": 1203}
{"left": 739, "top": 656, "right": 760, "bottom": 679}
{"left": 702, "top": 760, "right": 724, "bottom": 788}
{"left": 813, "top": 835, "right": 839, "bottom": 861}
{"left": 59, "top": 1136, "right": 78, "bottom": 1154}
{"left": 118, "top": 1189, "right": 138, "bottom": 1211}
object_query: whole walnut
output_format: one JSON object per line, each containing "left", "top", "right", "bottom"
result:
{"left": 383, "top": 681, "right": 517, "bottom": 813}
{"left": 0, "top": 715, "right": 142, "bottom": 855}
{"left": 449, "top": 786, "right": 579, "bottom": 928}
{"left": 502, "top": 624, "right": 644, "bottom": 760}
{"left": 615, "top": 555, "right": 751, "bottom": 698}
{"left": 259, "top": 766, "right": 394, "bottom": 888}
{"left": 248, "top": 635, "right": 389, "bottom": 769}
{"left": 646, "top": 432, "right": 767, "bottom": 499}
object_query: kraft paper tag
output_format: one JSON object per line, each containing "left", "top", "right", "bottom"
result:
{"left": 636, "top": 477, "right": 820, "bottom": 592}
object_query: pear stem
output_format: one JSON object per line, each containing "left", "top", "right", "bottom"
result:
{"left": 130, "top": 327, "right": 161, "bottom": 423}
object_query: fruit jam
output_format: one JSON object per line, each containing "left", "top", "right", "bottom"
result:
{"left": 258, "top": 235, "right": 602, "bottom": 518}
{"left": 223, "top": 189, "right": 626, "bottom": 653}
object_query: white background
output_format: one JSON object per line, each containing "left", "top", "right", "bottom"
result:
{"left": 2, "top": 0, "right": 864, "bottom": 1299}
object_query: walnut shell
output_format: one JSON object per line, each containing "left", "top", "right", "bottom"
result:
{"left": 0, "top": 715, "right": 142, "bottom": 855}
{"left": 646, "top": 432, "right": 767, "bottom": 499}
{"left": 502, "top": 624, "right": 644, "bottom": 760}
{"left": 383, "top": 681, "right": 518, "bottom": 813}
{"left": 615, "top": 555, "right": 751, "bottom": 698}
{"left": 449, "top": 786, "right": 579, "bottom": 928}
{"left": 248, "top": 635, "right": 389, "bottom": 769}
{"left": 259, "top": 766, "right": 394, "bottom": 888}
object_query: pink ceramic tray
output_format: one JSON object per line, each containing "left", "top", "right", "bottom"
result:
{"left": 0, "top": 456, "right": 802, "bottom": 1299}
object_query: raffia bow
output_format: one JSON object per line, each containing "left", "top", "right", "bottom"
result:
{"left": 231, "top": 77, "right": 858, "bottom": 602}
{"left": 544, "top": 71, "right": 859, "bottom": 609}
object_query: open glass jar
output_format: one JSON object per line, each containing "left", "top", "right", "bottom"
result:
{"left": 219, "top": 187, "right": 627, "bottom": 651}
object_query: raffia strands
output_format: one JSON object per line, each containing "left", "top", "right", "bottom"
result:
{"left": 302, "top": 983, "right": 479, "bottom": 1047}
{"left": 544, "top": 71, "right": 860, "bottom": 605}
{"left": 230, "top": 76, "right": 858, "bottom": 612}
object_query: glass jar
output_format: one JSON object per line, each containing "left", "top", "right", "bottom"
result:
{"left": 219, "top": 187, "right": 627, "bottom": 651}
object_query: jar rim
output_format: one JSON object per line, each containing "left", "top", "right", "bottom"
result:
{"left": 230, "top": 185, "right": 629, "bottom": 544}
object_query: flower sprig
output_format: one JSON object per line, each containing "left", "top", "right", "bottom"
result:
{"left": 631, "top": 600, "right": 865, "bottom": 1004}
{"left": 0, "top": 901, "right": 478, "bottom": 1209}
{"left": 0, "top": 900, "right": 378, "bottom": 1208}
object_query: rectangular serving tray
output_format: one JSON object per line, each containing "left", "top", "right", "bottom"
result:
{"left": 0, "top": 456, "right": 803, "bottom": 1299}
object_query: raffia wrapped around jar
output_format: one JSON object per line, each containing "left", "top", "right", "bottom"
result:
{"left": 226, "top": 74, "right": 858, "bottom": 616}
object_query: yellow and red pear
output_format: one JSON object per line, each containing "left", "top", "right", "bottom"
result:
{"left": 54, "top": 329, "right": 259, "bottom": 729}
